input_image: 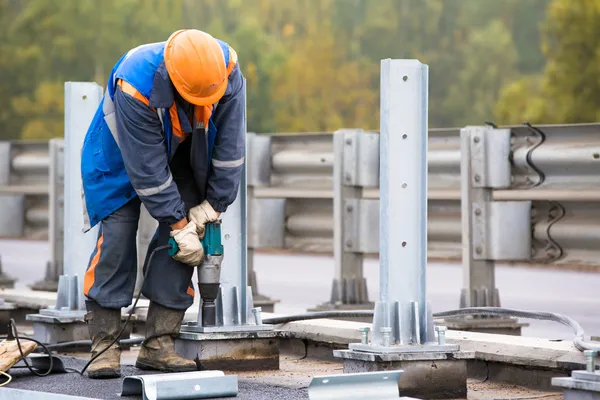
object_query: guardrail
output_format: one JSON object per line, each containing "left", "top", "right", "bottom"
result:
{"left": 0, "top": 140, "right": 50, "bottom": 239}
{"left": 2, "top": 123, "right": 600, "bottom": 312}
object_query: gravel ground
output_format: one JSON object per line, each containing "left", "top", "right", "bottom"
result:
{"left": 6, "top": 356, "right": 309, "bottom": 400}
{"left": 3, "top": 354, "right": 566, "bottom": 400}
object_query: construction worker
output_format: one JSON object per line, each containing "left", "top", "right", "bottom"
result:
{"left": 79, "top": 29, "right": 245, "bottom": 378}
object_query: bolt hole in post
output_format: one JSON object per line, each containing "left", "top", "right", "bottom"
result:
{"left": 402, "top": 75, "right": 408, "bottom": 82}
{"left": 402, "top": 183, "right": 407, "bottom": 188}
{"left": 401, "top": 241, "right": 407, "bottom": 247}
{"left": 224, "top": 234, "right": 230, "bottom": 240}
{"left": 402, "top": 134, "right": 408, "bottom": 139}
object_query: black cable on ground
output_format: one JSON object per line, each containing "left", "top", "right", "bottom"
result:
{"left": 43, "top": 337, "right": 145, "bottom": 351}
{"left": 75, "top": 244, "right": 171, "bottom": 376}
{"left": 263, "top": 311, "right": 374, "bottom": 325}
{"left": 9, "top": 318, "right": 54, "bottom": 377}
{"left": 262, "top": 307, "right": 600, "bottom": 352}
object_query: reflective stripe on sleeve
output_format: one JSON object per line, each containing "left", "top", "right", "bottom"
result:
{"left": 135, "top": 173, "right": 174, "bottom": 197}
{"left": 212, "top": 157, "right": 244, "bottom": 168}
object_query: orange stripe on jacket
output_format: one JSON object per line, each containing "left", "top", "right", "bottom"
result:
{"left": 186, "top": 285, "right": 195, "bottom": 297}
{"left": 169, "top": 103, "right": 186, "bottom": 140}
{"left": 117, "top": 79, "right": 152, "bottom": 108}
{"left": 84, "top": 233, "right": 104, "bottom": 296}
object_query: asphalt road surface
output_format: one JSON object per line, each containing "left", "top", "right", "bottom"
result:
{"left": 1, "top": 239, "right": 599, "bottom": 340}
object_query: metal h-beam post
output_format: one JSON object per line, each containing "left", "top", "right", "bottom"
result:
{"left": 333, "top": 130, "right": 365, "bottom": 306}
{"left": 373, "top": 59, "right": 430, "bottom": 346}
{"left": 27, "top": 82, "right": 103, "bottom": 343}
{"left": 177, "top": 83, "right": 273, "bottom": 333}
{"left": 334, "top": 60, "right": 466, "bottom": 400}
{"left": 176, "top": 84, "right": 278, "bottom": 371}
{"left": 460, "top": 128, "right": 496, "bottom": 308}
{"left": 63, "top": 82, "right": 103, "bottom": 311}
{"left": 31, "top": 138, "right": 65, "bottom": 292}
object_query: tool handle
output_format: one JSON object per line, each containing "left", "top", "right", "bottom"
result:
{"left": 168, "top": 237, "right": 178, "bottom": 257}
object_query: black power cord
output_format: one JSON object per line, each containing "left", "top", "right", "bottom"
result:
{"left": 7, "top": 318, "right": 54, "bottom": 377}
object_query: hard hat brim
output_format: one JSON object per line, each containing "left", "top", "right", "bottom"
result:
{"left": 175, "top": 78, "right": 228, "bottom": 107}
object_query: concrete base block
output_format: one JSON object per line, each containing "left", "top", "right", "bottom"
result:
{"left": 28, "top": 316, "right": 132, "bottom": 347}
{"left": 441, "top": 317, "right": 528, "bottom": 336}
{"left": 175, "top": 331, "right": 280, "bottom": 371}
{"left": 334, "top": 349, "right": 470, "bottom": 399}
{"left": 31, "top": 321, "right": 89, "bottom": 344}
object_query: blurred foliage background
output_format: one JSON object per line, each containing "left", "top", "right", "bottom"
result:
{"left": 0, "top": 0, "right": 592, "bottom": 140}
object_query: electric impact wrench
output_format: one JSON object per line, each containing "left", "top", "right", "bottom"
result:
{"left": 168, "top": 221, "right": 224, "bottom": 327}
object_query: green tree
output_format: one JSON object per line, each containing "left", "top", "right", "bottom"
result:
{"left": 495, "top": 0, "right": 600, "bottom": 124}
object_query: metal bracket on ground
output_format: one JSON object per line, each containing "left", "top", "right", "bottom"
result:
{"left": 552, "top": 351, "right": 600, "bottom": 399}
{"left": 15, "top": 354, "right": 67, "bottom": 374}
{"left": 121, "top": 371, "right": 238, "bottom": 400}
{"left": 308, "top": 370, "right": 407, "bottom": 400}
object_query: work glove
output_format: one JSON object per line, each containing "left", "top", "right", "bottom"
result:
{"left": 169, "top": 221, "right": 204, "bottom": 266}
{"left": 188, "top": 200, "right": 219, "bottom": 239}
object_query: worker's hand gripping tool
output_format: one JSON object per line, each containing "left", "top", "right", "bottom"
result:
{"left": 168, "top": 221, "right": 224, "bottom": 327}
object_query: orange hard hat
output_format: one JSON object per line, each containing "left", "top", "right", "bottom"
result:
{"left": 164, "top": 29, "right": 228, "bottom": 106}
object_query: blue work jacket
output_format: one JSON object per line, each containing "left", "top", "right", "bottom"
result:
{"left": 81, "top": 39, "right": 245, "bottom": 231}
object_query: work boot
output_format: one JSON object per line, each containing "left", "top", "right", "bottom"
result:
{"left": 135, "top": 301, "right": 197, "bottom": 372}
{"left": 85, "top": 300, "right": 122, "bottom": 379}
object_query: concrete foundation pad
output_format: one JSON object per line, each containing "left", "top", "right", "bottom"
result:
{"left": 26, "top": 313, "right": 133, "bottom": 345}
{"left": 348, "top": 342, "right": 460, "bottom": 354}
{"left": 175, "top": 331, "right": 280, "bottom": 372}
{"left": 337, "top": 351, "right": 468, "bottom": 399}
{"left": 30, "top": 320, "right": 89, "bottom": 344}
{"left": 262, "top": 311, "right": 596, "bottom": 391}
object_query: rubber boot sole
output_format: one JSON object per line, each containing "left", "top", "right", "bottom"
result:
{"left": 135, "top": 359, "right": 197, "bottom": 373}
{"left": 87, "top": 368, "right": 121, "bottom": 379}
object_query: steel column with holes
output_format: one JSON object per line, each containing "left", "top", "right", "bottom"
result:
{"left": 175, "top": 87, "right": 279, "bottom": 371}
{"left": 333, "top": 59, "right": 467, "bottom": 400}
{"left": 31, "top": 138, "right": 65, "bottom": 292}
{"left": 26, "top": 82, "right": 103, "bottom": 344}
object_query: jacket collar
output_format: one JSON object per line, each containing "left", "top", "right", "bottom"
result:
{"left": 149, "top": 61, "right": 193, "bottom": 134}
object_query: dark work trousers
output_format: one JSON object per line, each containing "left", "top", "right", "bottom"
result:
{"left": 83, "top": 139, "right": 205, "bottom": 311}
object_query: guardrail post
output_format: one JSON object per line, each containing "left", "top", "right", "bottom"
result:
{"left": 313, "top": 129, "right": 378, "bottom": 314}
{"left": 0, "top": 141, "right": 25, "bottom": 241}
{"left": 31, "top": 138, "right": 65, "bottom": 292}
{"left": 0, "top": 141, "right": 17, "bottom": 288}
{"left": 246, "top": 132, "right": 282, "bottom": 312}
{"left": 26, "top": 82, "right": 103, "bottom": 343}
{"left": 334, "top": 59, "right": 467, "bottom": 400}
{"left": 444, "top": 126, "right": 530, "bottom": 335}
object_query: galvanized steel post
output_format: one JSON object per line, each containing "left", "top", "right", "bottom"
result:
{"left": 372, "top": 59, "right": 430, "bottom": 346}
{"left": 333, "top": 130, "right": 365, "bottom": 305}
{"left": 459, "top": 127, "right": 496, "bottom": 308}
{"left": 63, "top": 82, "right": 102, "bottom": 310}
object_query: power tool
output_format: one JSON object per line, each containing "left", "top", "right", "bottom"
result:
{"left": 168, "top": 221, "right": 223, "bottom": 327}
